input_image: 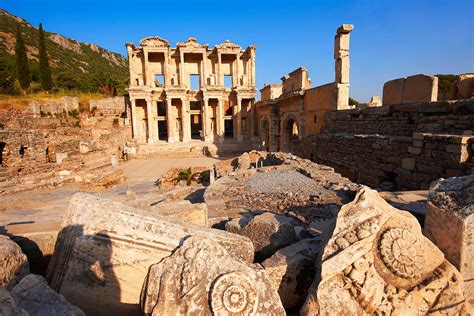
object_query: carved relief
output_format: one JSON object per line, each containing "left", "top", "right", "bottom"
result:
{"left": 216, "top": 40, "right": 241, "bottom": 50}
{"left": 379, "top": 228, "right": 425, "bottom": 279}
{"left": 210, "top": 272, "right": 257, "bottom": 315}
{"left": 176, "top": 37, "right": 208, "bottom": 49}
{"left": 139, "top": 36, "right": 170, "bottom": 47}
{"left": 301, "top": 187, "right": 467, "bottom": 316}
{"left": 141, "top": 236, "right": 284, "bottom": 315}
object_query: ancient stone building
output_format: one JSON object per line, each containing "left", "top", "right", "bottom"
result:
{"left": 125, "top": 37, "right": 257, "bottom": 146}
{"left": 254, "top": 24, "right": 354, "bottom": 152}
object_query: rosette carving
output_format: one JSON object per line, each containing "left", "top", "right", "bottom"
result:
{"left": 210, "top": 272, "right": 257, "bottom": 315}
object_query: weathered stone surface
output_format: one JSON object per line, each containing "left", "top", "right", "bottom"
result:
{"left": 301, "top": 187, "right": 467, "bottom": 315}
{"left": 383, "top": 78, "right": 405, "bottom": 105}
{"left": 225, "top": 216, "right": 252, "bottom": 234}
{"left": 238, "top": 212, "right": 297, "bottom": 261}
{"left": 403, "top": 74, "right": 438, "bottom": 104}
{"left": 262, "top": 238, "right": 322, "bottom": 309}
{"left": 149, "top": 200, "right": 209, "bottom": 227}
{"left": 141, "top": 235, "right": 285, "bottom": 315}
{"left": 0, "top": 288, "right": 28, "bottom": 316}
{"left": 424, "top": 175, "right": 474, "bottom": 307}
{"left": 11, "top": 274, "right": 84, "bottom": 316}
{"left": 46, "top": 193, "right": 254, "bottom": 315}
{"left": 0, "top": 235, "right": 29, "bottom": 290}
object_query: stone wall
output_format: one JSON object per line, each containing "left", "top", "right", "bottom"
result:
{"left": 322, "top": 99, "right": 474, "bottom": 136}
{"left": 297, "top": 99, "right": 474, "bottom": 190}
{"left": 383, "top": 74, "right": 438, "bottom": 106}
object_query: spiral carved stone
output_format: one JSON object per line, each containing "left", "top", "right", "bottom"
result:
{"left": 379, "top": 228, "right": 426, "bottom": 278}
{"left": 210, "top": 272, "right": 257, "bottom": 316}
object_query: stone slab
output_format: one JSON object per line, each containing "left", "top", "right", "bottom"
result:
{"left": 46, "top": 193, "right": 254, "bottom": 315}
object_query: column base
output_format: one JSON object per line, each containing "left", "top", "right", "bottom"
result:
{"left": 147, "top": 138, "right": 155, "bottom": 144}
{"left": 204, "top": 135, "right": 214, "bottom": 142}
{"left": 167, "top": 137, "right": 175, "bottom": 143}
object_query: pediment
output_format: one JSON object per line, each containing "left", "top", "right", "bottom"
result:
{"left": 177, "top": 37, "right": 208, "bottom": 49}
{"left": 216, "top": 40, "right": 241, "bottom": 50}
{"left": 139, "top": 36, "right": 170, "bottom": 48}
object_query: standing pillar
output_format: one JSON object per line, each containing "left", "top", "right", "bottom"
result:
{"left": 203, "top": 97, "right": 212, "bottom": 142}
{"left": 179, "top": 51, "right": 185, "bottom": 87}
{"left": 201, "top": 52, "right": 206, "bottom": 88}
{"left": 146, "top": 98, "right": 156, "bottom": 144}
{"left": 334, "top": 24, "right": 354, "bottom": 110}
{"left": 181, "top": 97, "right": 190, "bottom": 142}
{"left": 217, "top": 52, "right": 222, "bottom": 86}
{"left": 166, "top": 98, "right": 174, "bottom": 143}
{"left": 217, "top": 98, "right": 224, "bottom": 143}
{"left": 250, "top": 98, "right": 255, "bottom": 139}
{"left": 235, "top": 96, "right": 242, "bottom": 141}
{"left": 130, "top": 98, "right": 139, "bottom": 141}
{"left": 235, "top": 52, "right": 240, "bottom": 86}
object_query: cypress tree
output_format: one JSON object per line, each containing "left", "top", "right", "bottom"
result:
{"left": 0, "top": 51, "right": 15, "bottom": 94}
{"left": 15, "top": 24, "right": 30, "bottom": 90}
{"left": 38, "top": 23, "right": 53, "bottom": 91}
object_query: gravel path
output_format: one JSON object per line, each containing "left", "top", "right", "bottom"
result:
{"left": 242, "top": 170, "right": 321, "bottom": 196}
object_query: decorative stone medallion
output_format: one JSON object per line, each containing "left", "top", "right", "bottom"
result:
{"left": 210, "top": 272, "right": 257, "bottom": 316}
{"left": 379, "top": 228, "right": 426, "bottom": 278}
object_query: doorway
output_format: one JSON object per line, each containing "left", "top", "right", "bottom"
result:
{"left": 191, "top": 114, "right": 202, "bottom": 140}
{"left": 158, "top": 120, "right": 167, "bottom": 141}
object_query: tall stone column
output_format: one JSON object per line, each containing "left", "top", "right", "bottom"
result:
{"left": 179, "top": 51, "right": 185, "bottom": 87}
{"left": 201, "top": 52, "right": 206, "bottom": 88}
{"left": 250, "top": 48, "right": 256, "bottom": 87}
{"left": 334, "top": 24, "right": 354, "bottom": 110}
{"left": 250, "top": 98, "right": 255, "bottom": 139}
{"left": 146, "top": 98, "right": 157, "bottom": 143}
{"left": 217, "top": 98, "right": 224, "bottom": 143}
{"left": 143, "top": 49, "right": 150, "bottom": 86}
{"left": 217, "top": 52, "right": 222, "bottom": 86}
{"left": 236, "top": 96, "right": 242, "bottom": 141}
{"left": 164, "top": 50, "right": 170, "bottom": 88}
{"left": 181, "top": 97, "right": 190, "bottom": 143}
{"left": 234, "top": 53, "right": 240, "bottom": 86}
{"left": 203, "top": 97, "right": 212, "bottom": 142}
{"left": 131, "top": 98, "right": 139, "bottom": 141}
{"left": 166, "top": 98, "right": 174, "bottom": 143}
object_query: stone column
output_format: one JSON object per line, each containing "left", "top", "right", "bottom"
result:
{"left": 234, "top": 53, "right": 240, "bottom": 86}
{"left": 164, "top": 50, "right": 170, "bottom": 88}
{"left": 146, "top": 98, "right": 156, "bottom": 143}
{"left": 250, "top": 98, "right": 255, "bottom": 138}
{"left": 181, "top": 97, "right": 190, "bottom": 142}
{"left": 217, "top": 98, "right": 224, "bottom": 143}
{"left": 250, "top": 48, "right": 256, "bottom": 87}
{"left": 334, "top": 24, "right": 354, "bottom": 110}
{"left": 201, "top": 52, "right": 206, "bottom": 88}
{"left": 166, "top": 98, "right": 174, "bottom": 143}
{"left": 130, "top": 98, "right": 139, "bottom": 141}
{"left": 179, "top": 51, "right": 185, "bottom": 87}
{"left": 143, "top": 49, "right": 150, "bottom": 86}
{"left": 217, "top": 52, "right": 222, "bottom": 86}
{"left": 236, "top": 96, "right": 242, "bottom": 141}
{"left": 203, "top": 97, "right": 212, "bottom": 142}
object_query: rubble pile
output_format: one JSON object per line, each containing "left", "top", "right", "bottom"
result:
{"left": 0, "top": 151, "right": 470, "bottom": 315}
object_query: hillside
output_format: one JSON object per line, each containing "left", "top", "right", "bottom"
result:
{"left": 0, "top": 9, "right": 128, "bottom": 93}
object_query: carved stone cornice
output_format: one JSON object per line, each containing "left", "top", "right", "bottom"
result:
{"left": 139, "top": 36, "right": 171, "bottom": 48}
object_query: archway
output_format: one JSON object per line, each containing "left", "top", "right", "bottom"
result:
{"left": 260, "top": 118, "right": 270, "bottom": 151}
{"left": 282, "top": 116, "right": 299, "bottom": 153}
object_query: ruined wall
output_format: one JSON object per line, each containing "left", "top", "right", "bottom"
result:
{"left": 303, "top": 82, "right": 336, "bottom": 134}
{"left": 322, "top": 100, "right": 474, "bottom": 136}
{"left": 297, "top": 99, "right": 474, "bottom": 190}
{"left": 383, "top": 74, "right": 438, "bottom": 106}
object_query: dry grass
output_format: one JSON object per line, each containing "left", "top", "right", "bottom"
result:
{"left": 0, "top": 91, "right": 106, "bottom": 113}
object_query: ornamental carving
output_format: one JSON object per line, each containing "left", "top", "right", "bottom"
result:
{"left": 177, "top": 37, "right": 208, "bottom": 49}
{"left": 379, "top": 228, "right": 426, "bottom": 278}
{"left": 139, "top": 36, "right": 170, "bottom": 47}
{"left": 211, "top": 272, "right": 257, "bottom": 316}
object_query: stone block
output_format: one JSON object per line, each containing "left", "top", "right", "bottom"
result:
{"left": 383, "top": 78, "right": 405, "bottom": 105}
{"left": 11, "top": 274, "right": 84, "bottom": 315}
{"left": 455, "top": 73, "right": 474, "bottom": 99}
{"left": 0, "top": 235, "right": 29, "bottom": 290}
{"left": 402, "top": 157, "right": 415, "bottom": 170}
{"left": 141, "top": 236, "right": 285, "bottom": 315}
{"left": 412, "top": 132, "right": 426, "bottom": 141}
{"left": 402, "top": 74, "right": 438, "bottom": 104}
{"left": 301, "top": 187, "right": 467, "bottom": 315}
{"left": 408, "top": 146, "right": 421, "bottom": 155}
{"left": 149, "top": 200, "right": 208, "bottom": 227}
{"left": 424, "top": 175, "right": 474, "bottom": 307}
{"left": 46, "top": 193, "right": 254, "bottom": 315}
{"left": 262, "top": 238, "right": 322, "bottom": 309}
{"left": 413, "top": 140, "right": 424, "bottom": 147}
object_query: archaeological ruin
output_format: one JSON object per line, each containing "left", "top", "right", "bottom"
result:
{"left": 0, "top": 17, "right": 473, "bottom": 316}
{"left": 125, "top": 36, "right": 257, "bottom": 148}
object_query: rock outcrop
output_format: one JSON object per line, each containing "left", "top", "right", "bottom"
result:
{"left": 141, "top": 235, "right": 285, "bottom": 315}
{"left": 46, "top": 193, "right": 254, "bottom": 315}
{"left": 301, "top": 187, "right": 467, "bottom": 315}
{"left": 0, "top": 235, "right": 29, "bottom": 290}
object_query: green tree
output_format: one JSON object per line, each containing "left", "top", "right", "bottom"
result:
{"left": 56, "top": 72, "right": 80, "bottom": 90}
{"left": 349, "top": 97, "right": 359, "bottom": 106}
{"left": 0, "top": 47, "right": 15, "bottom": 94}
{"left": 38, "top": 23, "right": 53, "bottom": 91}
{"left": 15, "top": 24, "right": 30, "bottom": 90}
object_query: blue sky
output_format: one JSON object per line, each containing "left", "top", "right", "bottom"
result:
{"left": 2, "top": 0, "right": 473, "bottom": 101}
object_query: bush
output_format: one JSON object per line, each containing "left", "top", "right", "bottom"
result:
{"left": 176, "top": 167, "right": 199, "bottom": 186}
